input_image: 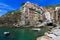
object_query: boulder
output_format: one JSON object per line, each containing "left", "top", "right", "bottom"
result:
{"left": 51, "top": 29, "right": 60, "bottom": 36}
{"left": 36, "top": 36, "right": 52, "bottom": 40}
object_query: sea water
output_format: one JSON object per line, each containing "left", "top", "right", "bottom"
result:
{"left": 0, "top": 26, "right": 47, "bottom": 40}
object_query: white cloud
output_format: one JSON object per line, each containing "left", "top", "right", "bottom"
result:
{"left": 0, "top": 10, "right": 7, "bottom": 16}
{"left": 0, "top": 10, "right": 2, "bottom": 12}
{"left": 0, "top": 3, "right": 16, "bottom": 16}
{"left": 0, "top": 3, "right": 15, "bottom": 10}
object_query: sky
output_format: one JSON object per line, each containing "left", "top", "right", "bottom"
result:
{"left": 0, "top": 0, "right": 60, "bottom": 16}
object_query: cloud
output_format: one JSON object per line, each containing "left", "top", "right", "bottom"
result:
{"left": 0, "top": 3, "right": 16, "bottom": 16}
{"left": 0, "top": 3, "right": 15, "bottom": 10}
{"left": 0, "top": 10, "right": 7, "bottom": 16}
{"left": 0, "top": 10, "right": 2, "bottom": 12}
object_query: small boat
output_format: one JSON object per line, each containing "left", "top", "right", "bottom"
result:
{"left": 4, "top": 32, "right": 10, "bottom": 36}
{"left": 31, "top": 28, "right": 41, "bottom": 31}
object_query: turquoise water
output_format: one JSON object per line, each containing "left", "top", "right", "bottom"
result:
{"left": 0, "top": 26, "right": 48, "bottom": 40}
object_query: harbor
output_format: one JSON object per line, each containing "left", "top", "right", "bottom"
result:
{"left": 0, "top": 26, "right": 48, "bottom": 40}
{"left": 0, "top": 1, "right": 60, "bottom": 40}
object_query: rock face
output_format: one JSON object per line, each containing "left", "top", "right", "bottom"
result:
{"left": 51, "top": 29, "right": 60, "bottom": 36}
{"left": 36, "top": 27, "right": 60, "bottom": 40}
{"left": 0, "top": 2, "right": 43, "bottom": 27}
{"left": 36, "top": 36, "right": 52, "bottom": 40}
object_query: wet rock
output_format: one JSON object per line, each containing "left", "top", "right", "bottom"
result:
{"left": 45, "top": 32, "right": 57, "bottom": 38}
{"left": 51, "top": 29, "right": 60, "bottom": 36}
{"left": 36, "top": 25, "right": 60, "bottom": 40}
{"left": 55, "top": 36, "right": 60, "bottom": 40}
{"left": 36, "top": 36, "right": 52, "bottom": 40}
